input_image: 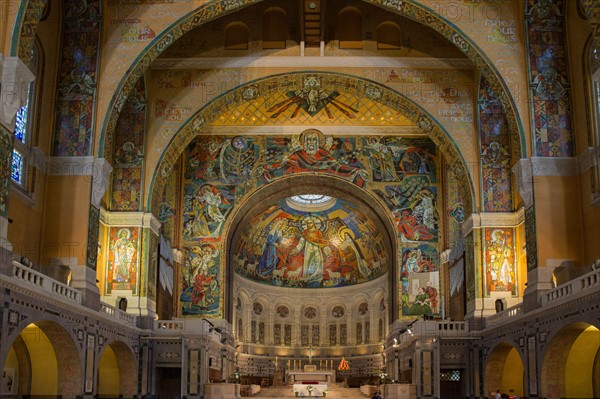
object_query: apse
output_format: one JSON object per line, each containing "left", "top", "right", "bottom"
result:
{"left": 233, "top": 194, "right": 388, "bottom": 288}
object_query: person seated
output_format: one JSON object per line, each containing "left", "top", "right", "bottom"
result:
{"left": 372, "top": 391, "right": 382, "bottom": 399}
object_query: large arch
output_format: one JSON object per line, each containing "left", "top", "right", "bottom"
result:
{"left": 147, "top": 72, "right": 476, "bottom": 218}
{"left": 540, "top": 323, "right": 600, "bottom": 399}
{"left": 94, "top": 0, "right": 525, "bottom": 165}
{"left": 484, "top": 341, "right": 525, "bottom": 399}
{"left": 224, "top": 174, "right": 398, "bottom": 322}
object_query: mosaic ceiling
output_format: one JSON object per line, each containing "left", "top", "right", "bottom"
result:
{"left": 233, "top": 195, "right": 388, "bottom": 288}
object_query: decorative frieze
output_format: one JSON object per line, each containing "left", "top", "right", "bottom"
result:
{"left": 99, "top": 208, "right": 161, "bottom": 235}
{"left": 462, "top": 208, "right": 524, "bottom": 236}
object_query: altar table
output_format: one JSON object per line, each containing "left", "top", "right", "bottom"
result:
{"left": 293, "top": 383, "right": 328, "bottom": 397}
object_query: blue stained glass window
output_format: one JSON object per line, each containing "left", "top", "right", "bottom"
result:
{"left": 11, "top": 150, "right": 23, "bottom": 184}
{"left": 14, "top": 101, "right": 29, "bottom": 143}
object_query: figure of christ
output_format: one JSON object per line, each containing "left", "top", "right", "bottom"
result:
{"left": 282, "top": 219, "right": 331, "bottom": 283}
{"left": 262, "top": 131, "right": 367, "bottom": 187}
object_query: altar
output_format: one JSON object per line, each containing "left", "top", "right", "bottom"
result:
{"left": 293, "top": 383, "right": 328, "bottom": 397}
{"left": 287, "top": 369, "right": 336, "bottom": 385}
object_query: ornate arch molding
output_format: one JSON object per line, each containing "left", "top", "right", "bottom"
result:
{"left": 98, "top": 0, "right": 525, "bottom": 163}
{"left": 10, "top": 0, "right": 49, "bottom": 68}
{"left": 147, "top": 72, "right": 476, "bottom": 218}
{"left": 223, "top": 173, "right": 399, "bottom": 321}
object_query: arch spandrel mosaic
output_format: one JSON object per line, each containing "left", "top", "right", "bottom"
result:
{"left": 150, "top": 73, "right": 475, "bottom": 219}
{"left": 176, "top": 130, "right": 443, "bottom": 317}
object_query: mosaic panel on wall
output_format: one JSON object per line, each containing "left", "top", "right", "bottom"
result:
{"left": 14, "top": 0, "right": 48, "bottom": 68}
{"left": 86, "top": 205, "right": 100, "bottom": 270}
{"left": 368, "top": 138, "right": 440, "bottom": 317}
{"left": 526, "top": 0, "right": 573, "bottom": 157}
{"left": 111, "top": 78, "right": 146, "bottom": 211}
{"left": 107, "top": 227, "right": 139, "bottom": 294}
{"left": 177, "top": 130, "right": 441, "bottom": 317}
{"left": 234, "top": 197, "right": 387, "bottom": 288}
{"left": 478, "top": 78, "right": 512, "bottom": 212}
{"left": 159, "top": 161, "right": 179, "bottom": 244}
{"left": 151, "top": 73, "right": 474, "bottom": 223}
{"left": 445, "top": 164, "right": 465, "bottom": 249}
{"left": 141, "top": 230, "right": 158, "bottom": 301}
{"left": 483, "top": 228, "right": 516, "bottom": 296}
{"left": 180, "top": 242, "right": 222, "bottom": 317}
{"left": 0, "top": 127, "right": 12, "bottom": 217}
{"left": 52, "top": 0, "right": 101, "bottom": 156}
{"left": 465, "top": 233, "right": 475, "bottom": 303}
{"left": 525, "top": 206, "right": 538, "bottom": 272}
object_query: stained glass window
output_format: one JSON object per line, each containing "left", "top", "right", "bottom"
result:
{"left": 14, "top": 99, "right": 29, "bottom": 143}
{"left": 11, "top": 150, "right": 23, "bottom": 184}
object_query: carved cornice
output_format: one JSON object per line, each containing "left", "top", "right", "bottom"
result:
{"left": 92, "top": 158, "right": 113, "bottom": 208}
{"left": 100, "top": 209, "right": 161, "bottom": 235}
{"left": 46, "top": 156, "right": 98, "bottom": 176}
{"left": 0, "top": 55, "right": 35, "bottom": 131}
{"left": 42, "top": 156, "right": 113, "bottom": 208}
{"left": 462, "top": 209, "right": 525, "bottom": 235}
{"left": 513, "top": 158, "right": 534, "bottom": 209}
{"left": 577, "top": 147, "right": 600, "bottom": 174}
{"left": 530, "top": 157, "right": 579, "bottom": 176}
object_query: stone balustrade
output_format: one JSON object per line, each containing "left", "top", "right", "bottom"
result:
{"left": 100, "top": 302, "right": 137, "bottom": 325}
{"left": 12, "top": 260, "right": 82, "bottom": 304}
{"left": 486, "top": 303, "right": 523, "bottom": 327}
{"left": 541, "top": 267, "right": 600, "bottom": 306}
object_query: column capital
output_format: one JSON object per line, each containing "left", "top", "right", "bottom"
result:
{"left": 462, "top": 208, "right": 524, "bottom": 235}
{"left": 99, "top": 208, "right": 161, "bottom": 235}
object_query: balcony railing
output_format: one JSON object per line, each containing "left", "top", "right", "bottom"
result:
{"left": 100, "top": 302, "right": 137, "bottom": 326}
{"left": 541, "top": 267, "right": 600, "bottom": 306}
{"left": 486, "top": 303, "right": 523, "bottom": 327}
{"left": 12, "top": 260, "right": 82, "bottom": 304}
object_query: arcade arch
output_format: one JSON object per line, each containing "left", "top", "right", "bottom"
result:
{"left": 97, "top": 340, "right": 138, "bottom": 398}
{"left": 1, "top": 321, "right": 82, "bottom": 397}
{"left": 484, "top": 342, "right": 525, "bottom": 399}
{"left": 540, "top": 323, "right": 600, "bottom": 399}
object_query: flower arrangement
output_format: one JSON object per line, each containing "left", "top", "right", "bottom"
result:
{"left": 307, "top": 385, "right": 314, "bottom": 396}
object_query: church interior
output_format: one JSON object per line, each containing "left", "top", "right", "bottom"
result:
{"left": 0, "top": 0, "right": 599, "bottom": 398}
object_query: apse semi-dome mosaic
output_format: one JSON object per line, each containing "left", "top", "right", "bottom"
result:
{"left": 234, "top": 195, "right": 388, "bottom": 288}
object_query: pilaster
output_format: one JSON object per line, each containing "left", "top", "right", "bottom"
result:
{"left": 99, "top": 209, "right": 161, "bottom": 319}
{"left": 515, "top": 157, "right": 584, "bottom": 312}
{"left": 464, "top": 210, "right": 524, "bottom": 320}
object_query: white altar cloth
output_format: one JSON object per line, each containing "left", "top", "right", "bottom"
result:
{"left": 293, "top": 383, "right": 328, "bottom": 397}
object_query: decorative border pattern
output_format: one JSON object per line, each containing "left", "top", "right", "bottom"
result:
{"left": 11, "top": 0, "right": 48, "bottom": 68}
